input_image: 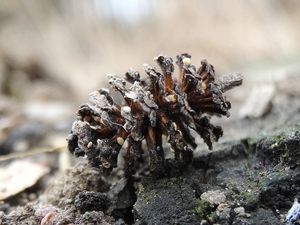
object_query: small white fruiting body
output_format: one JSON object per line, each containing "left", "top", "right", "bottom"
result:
{"left": 87, "top": 142, "right": 93, "bottom": 148}
{"left": 122, "top": 106, "right": 131, "bottom": 113}
{"left": 182, "top": 57, "right": 191, "bottom": 65}
{"left": 117, "top": 137, "right": 125, "bottom": 146}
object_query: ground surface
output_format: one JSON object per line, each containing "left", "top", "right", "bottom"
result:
{"left": 0, "top": 70, "right": 300, "bottom": 225}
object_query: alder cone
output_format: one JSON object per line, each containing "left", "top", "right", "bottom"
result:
{"left": 67, "top": 53, "right": 242, "bottom": 176}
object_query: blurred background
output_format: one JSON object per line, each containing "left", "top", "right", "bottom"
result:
{"left": 1, "top": 0, "right": 300, "bottom": 98}
{"left": 0, "top": 0, "right": 300, "bottom": 179}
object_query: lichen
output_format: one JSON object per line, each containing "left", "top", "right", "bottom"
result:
{"left": 195, "top": 199, "right": 218, "bottom": 222}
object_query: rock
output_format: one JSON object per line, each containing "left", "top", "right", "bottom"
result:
{"left": 200, "top": 190, "right": 226, "bottom": 206}
{"left": 286, "top": 198, "right": 300, "bottom": 225}
{"left": 2, "top": 126, "right": 300, "bottom": 225}
{"left": 259, "top": 170, "right": 300, "bottom": 210}
{"left": 114, "top": 218, "right": 126, "bottom": 225}
{"left": 200, "top": 219, "right": 209, "bottom": 225}
{"left": 45, "top": 162, "right": 110, "bottom": 208}
{"left": 0, "top": 202, "right": 115, "bottom": 225}
{"left": 74, "top": 191, "right": 109, "bottom": 214}
{"left": 75, "top": 211, "right": 114, "bottom": 225}
{"left": 234, "top": 206, "right": 246, "bottom": 216}
{"left": 216, "top": 203, "right": 231, "bottom": 223}
{"left": 232, "top": 208, "right": 281, "bottom": 225}
{"left": 256, "top": 127, "right": 300, "bottom": 168}
{"left": 109, "top": 178, "right": 136, "bottom": 223}
{"left": 132, "top": 126, "right": 300, "bottom": 224}
{"left": 134, "top": 177, "right": 199, "bottom": 224}
{"left": 0, "top": 203, "right": 40, "bottom": 225}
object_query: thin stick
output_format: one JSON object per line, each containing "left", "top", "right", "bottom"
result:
{"left": 0, "top": 145, "right": 66, "bottom": 162}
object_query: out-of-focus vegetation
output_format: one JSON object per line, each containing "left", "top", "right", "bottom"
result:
{"left": 1, "top": 0, "right": 300, "bottom": 101}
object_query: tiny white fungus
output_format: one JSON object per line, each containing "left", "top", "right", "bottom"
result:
{"left": 122, "top": 106, "right": 131, "bottom": 113}
{"left": 182, "top": 57, "right": 191, "bottom": 65}
{"left": 117, "top": 137, "right": 125, "bottom": 145}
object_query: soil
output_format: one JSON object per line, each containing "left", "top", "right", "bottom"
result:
{"left": 1, "top": 71, "right": 300, "bottom": 225}
{"left": 1, "top": 124, "right": 300, "bottom": 225}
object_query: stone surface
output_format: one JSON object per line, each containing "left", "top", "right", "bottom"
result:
{"left": 200, "top": 190, "right": 226, "bottom": 205}
{"left": 133, "top": 126, "right": 300, "bottom": 224}
{"left": 74, "top": 191, "right": 110, "bottom": 213}
{"left": 232, "top": 208, "right": 281, "bottom": 225}
{"left": 134, "top": 177, "right": 199, "bottom": 225}
{"left": 1, "top": 125, "right": 300, "bottom": 224}
{"left": 286, "top": 199, "right": 300, "bottom": 225}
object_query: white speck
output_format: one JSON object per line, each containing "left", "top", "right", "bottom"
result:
{"left": 125, "top": 91, "right": 138, "bottom": 100}
{"left": 122, "top": 106, "right": 131, "bottom": 113}
{"left": 182, "top": 57, "right": 191, "bottom": 65}
{"left": 117, "top": 137, "right": 125, "bottom": 145}
{"left": 165, "top": 94, "right": 176, "bottom": 102}
{"left": 172, "top": 122, "right": 178, "bottom": 130}
{"left": 87, "top": 142, "right": 93, "bottom": 148}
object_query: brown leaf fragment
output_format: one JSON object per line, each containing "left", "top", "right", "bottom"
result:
{"left": 0, "top": 160, "right": 49, "bottom": 201}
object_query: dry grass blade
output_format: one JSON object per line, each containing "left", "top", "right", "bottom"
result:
{"left": 0, "top": 145, "right": 66, "bottom": 162}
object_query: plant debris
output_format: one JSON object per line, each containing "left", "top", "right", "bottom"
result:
{"left": 239, "top": 84, "right": 275, "bottom": 118}
{"left": 67, "top": 53, "right": 242, "bottom": 176}
{"left": 0, "top": 160, "right": 49, "bottom": 201}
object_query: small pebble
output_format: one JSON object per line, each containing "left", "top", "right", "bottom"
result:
{"left": 201, "top": 190, "right": 226, "bottom": 205}
{"left": 234, "top": 206, "right": 246, "bottom": 217}
{"left": 87, "top": 141, "right": 93, "bottom": 148}
{"left": 200, "top": 219, "right": 208, "bottom": 225}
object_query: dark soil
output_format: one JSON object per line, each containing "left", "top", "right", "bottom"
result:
{"left": 1, "top": 73, "right": 300, "bottom": 225}
{"left": 0, "top": 124, "right": 299, "bottom": 225}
